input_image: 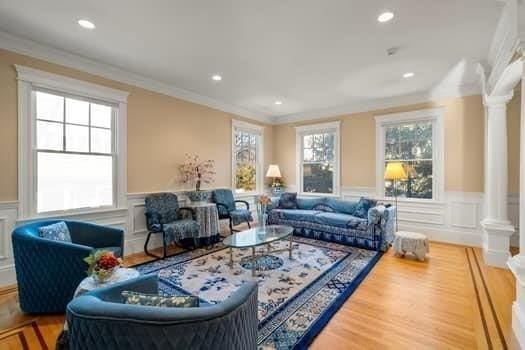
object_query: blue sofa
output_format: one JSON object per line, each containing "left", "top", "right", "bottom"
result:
{"left": 12, "top": 220, "right": 124, "bottom": 313}
{"left": 268, "top": 195, "right": 395, "bottom": 251}
{"left": 66, "top": 274, "right": 258, "bottom": 350}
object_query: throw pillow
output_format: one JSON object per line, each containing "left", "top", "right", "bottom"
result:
{"left": 38, "top": 221, "right": 72, "bottom": 242}
{"left": 122, "top": 291, "right": 199, "bottom": 308}
{"left": 278, "top": 192, "right": 298, "bottom": 209}
{"left": 354, "top": 197, "right": 375, "bottom": 219}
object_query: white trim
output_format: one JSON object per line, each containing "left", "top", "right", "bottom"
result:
{"left": 231, "top": 120, "right": 265, "bottom": 194}
{"left": 0, "top": 31, "right": 273, "bottom": 124}
{"left": 16, "top": 66, "right": 128, "bottom": 219}
{"left": 295, "top": 121, "right": 341, "bottom": 196}
{"left": 374, "top": 108, "right": 445, "bottom": 202}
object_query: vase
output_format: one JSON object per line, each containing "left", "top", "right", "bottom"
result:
{"left": 187, "top": 190, "right": 210, "bottom": 203}
{"left": 92, "top": 266, "right": 118, "bottom": 284}
{"left": 257, "top": 204, "right": 267, "bottom": 228}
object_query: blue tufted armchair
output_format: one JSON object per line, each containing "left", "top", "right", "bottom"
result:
{"left": 12, "top": 220, "right": 124, "bottom": 314}
{"left": 66, "top": 274, "right": 258, "bottom": 350}
{"left": 211, "top": 189, "right": 253, "bottom": 234}
{"left": 144, "top": 193, "right": 200, "bottom": 259}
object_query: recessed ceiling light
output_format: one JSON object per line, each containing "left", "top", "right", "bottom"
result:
{"left": 275, "top": 100, "right": 283, "bottom": 105}
{"left": 403, "top": 72, "right": 415, "bottom": 78}
{"left": 377, "top": 12, "right": 394, "bottom": 23}
{"left": 78, "top": 19, "right": 95, "bottom": 29}
{"left": 211, "top": 74, "right": 222, "bottom": 81}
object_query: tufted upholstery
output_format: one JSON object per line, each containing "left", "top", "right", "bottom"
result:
{"left": 211, "top": 189, "right": 253, "bottom": 234}
{"left": 67, "top": 274, "right": 258, "bottom": 350}
{"left": 12, "top": 220, "right": 124, "bottom": 314}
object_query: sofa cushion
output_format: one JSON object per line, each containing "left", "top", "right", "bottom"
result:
{"left": 296, "top": 197, "right": 325, "bottom": 210}
{"left": 325, "top": 198, "right": 358, "bottom": 215}
{"left": 272, "top": 209, "right": 321, "bottom": 222}
{"left": 313, "top": 212, "right": 367, "bottom": 229}
{"left": 38, "top": 221, "right": 72, "bottom": 242}
{"left": 122, "top": 291, "right": 199, "bottom": 308}
{"left": 279, "top": 192, "right": 298, "bottom": 209}
{"left": 354, "top": 197, "right": 377, "bottom": 219}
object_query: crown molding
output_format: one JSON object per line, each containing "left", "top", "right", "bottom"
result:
{"left": 0, "top": 31, "right": 273, "bottom": 124}
{"left": 272, "top": 82, "right": 481, "bottom": 125}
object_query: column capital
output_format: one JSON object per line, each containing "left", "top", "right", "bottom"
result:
{"left": 483, "top": 92, "right": 514, "bottom": 107}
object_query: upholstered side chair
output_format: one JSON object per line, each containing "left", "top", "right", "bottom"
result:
{"left": 12, "top": 220, "right": 124, "bottom": 314}
{"left": 144, "top": 193, "right": 200, "bottom": 259}
{"left": 211, "top": 189, "right": 253, "bottom": 234}
{"left": 66, "top": 274, "right": 258, "bottom": 350}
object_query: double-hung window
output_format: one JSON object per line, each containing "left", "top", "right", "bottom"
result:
{"left": 232, "top": 120, "right": 264, "bottom": 194}
{"left": 375, "top": 108, "right": 444, "bottom": 201}
{"left": 35, "top": 90, "right": 116, "bottom": 213}
{"left": 16, "top": 65, "right": 128, "bottom": 218}
{"left": 296, "top": 122, "right": 340, "bottom": 195}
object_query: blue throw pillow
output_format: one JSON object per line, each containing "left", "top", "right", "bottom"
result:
{"left": 122, "top": 291, "right": 199, "bottom": 308}
{"left": 279, "top": 192, "right": 298, "bottom": 209}
{"left": 38, "top": 221, "right": 72, "bottom": 242}
{"left": 354, "top": 197, "right": 375, "bottom": 219}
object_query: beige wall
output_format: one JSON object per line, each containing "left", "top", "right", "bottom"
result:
{"left": 273, "top": 95, "right": 486, "bottom": 193}
{"left": 0, "top": 49, "right": 274, "bottom": 201}
{"left": 508, "top": 87, "right": 521, "bottom": 194}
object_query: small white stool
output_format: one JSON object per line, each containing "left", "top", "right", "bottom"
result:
{"left": 393, "top": 231, "right": 429, "bottom": 261}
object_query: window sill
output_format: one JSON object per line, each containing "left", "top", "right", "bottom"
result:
{"left": 18, "top": 206, "right": 128, "bottom": 224}
{"left": 379, "top": 196, "right": 445, "bottom": 205}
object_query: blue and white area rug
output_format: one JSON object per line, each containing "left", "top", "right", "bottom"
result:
{"left": 135, "top": 236, "right": 381, "bottom": 349}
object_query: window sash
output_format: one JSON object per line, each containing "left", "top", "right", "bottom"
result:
{"left": 233, "top": 129, "right": 261, "bottom": 194}
{"left": 299, "top": 131, "right": 337, "bottom": 195}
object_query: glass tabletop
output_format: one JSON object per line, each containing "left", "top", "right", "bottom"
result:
{"left": 223, "top": 225, "right": 294, "bottom": 248}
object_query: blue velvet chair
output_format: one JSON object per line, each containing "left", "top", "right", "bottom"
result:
{"left": 66, "top": 274, "right": 258, "bottom": 350}
{"left": 12, "top": 220, "right": 124, "bottom": 314}
{"left": 211, "top": 189, "right": 253, "bottom": 234}
{"left": 144, "top": 193, "right": 200, "bottom": 259}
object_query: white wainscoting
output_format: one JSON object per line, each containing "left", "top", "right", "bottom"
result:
{"left": 0, "top": 201, "right": 19, "bottom": 286}
{"left": 509, "top": 193, "right": 520, "bottom": 247}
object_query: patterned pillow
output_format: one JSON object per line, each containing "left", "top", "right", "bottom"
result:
{"left": 38, "top": 221, "right": 72, "bottom": 242}
{"left": 354, "top": 197, "right": 375, "bottom": 219}
{"left": 278, "top": 192, "right": 298, "bottom": 209}
{"left": 122, "top": 291, "right": 199, "bottom": 308}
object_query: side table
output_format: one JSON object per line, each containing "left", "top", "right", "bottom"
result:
{"left": 186, "top": 202, "right": 220, "bottom": 245}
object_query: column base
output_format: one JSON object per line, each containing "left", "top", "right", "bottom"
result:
{"left": 508, "top": 255, "right": 525, "bottom": 348}
{"left": 481, "top": 219, "right": 515, "bottom": 268}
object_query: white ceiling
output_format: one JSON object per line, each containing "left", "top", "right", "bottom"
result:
{"left": 0, "top": 0, "right": 502, "bottom": 123}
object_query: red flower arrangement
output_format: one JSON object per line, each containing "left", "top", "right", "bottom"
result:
{"left": 84, "top": 250, "right": 123, "bottom": 283}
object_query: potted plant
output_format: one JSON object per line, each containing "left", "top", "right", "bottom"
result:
{"left": 84, "top": 250, "right": 123, "bottom": 283}
{"left": 180, "top": 154, "right": 215, "bottom": 202}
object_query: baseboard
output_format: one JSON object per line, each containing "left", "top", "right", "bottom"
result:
{"left": 398, "top": 223, "right": 482, "bottom": 247}
{"left": 513, "top": 302, "right": 525, "bottom": 349}
{"left": 0, "top": 264, "right": 16, "bottom": 286}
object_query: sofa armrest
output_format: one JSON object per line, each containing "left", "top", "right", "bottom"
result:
{"left": 87, "top": 274, "right": 159, "bottom": 303}
{"left": 367, "top": 205, "right": 396, "bottom": 251}
{"left": 68, "top": 221, "right": 124, "bottom": 252}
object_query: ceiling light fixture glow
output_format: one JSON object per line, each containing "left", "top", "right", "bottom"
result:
{"left": 403, "top": 72, "right": 415, "bottom": 78}
{"left": 211, "top": 74, "right": 222, "bottom": 81}
{"left": 275, "top": 100, "right": 283, "bottom": 105}
{"left": 377, "top": 12, "right": 394, "bottom": 23}
{"left": 78, "top": 19, "right": 95, "bottom": 29}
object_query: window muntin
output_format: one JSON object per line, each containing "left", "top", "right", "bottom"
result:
{"left": 301, "top": 131, "right": 336, "bottom": 194}
{"left": 234, "top": 130, "right": 260, "bottom": 193}
{"left": 35, "top": 90, "right": 115, "bottom": 213}
{"left": 384, "top": 121, "right": 433, "bottom": 199}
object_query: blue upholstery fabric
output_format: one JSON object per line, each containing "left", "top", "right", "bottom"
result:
{"left": 278, "top": 192, "right": 298, "bottom": 209}
{"left": 229, "top": 209, "right": 253, "bottom": 226}
{"left": 67, "top": 275, "right": 258, "bottom": 350}
{"left": 212, "top": 189, "right": 236, "bottom": 216}
{"left": 144, "top": 193, "right": 200, "bottom": 246}
{"left": 12, "top": 220, "right": 124, "bottom": 314}
{"left": 354, "top": 197, "right": 377, "bottom": 219}
{"left": 296, "top": 197, "right": 325, "bottom": 210}
{"left": 268, "top": 196, "right": 394, "bottom": 251}
{"left": 38, "top": 221, "right": 72, "bottom": 242}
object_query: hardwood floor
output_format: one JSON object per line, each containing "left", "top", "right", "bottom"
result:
{"left": 0, "top": 238, "right": 519, "bottom": 349}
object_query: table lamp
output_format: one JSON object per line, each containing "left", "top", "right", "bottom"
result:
{"left": 384, "top": 162, "right": 407, "bottom": 232}
{"left": 266, "top": 165, "right": 282, "bottom": 193}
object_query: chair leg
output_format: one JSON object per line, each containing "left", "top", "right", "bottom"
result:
{"left": 144, "top": 231, "right": 161, "bottom": 259}
{"left": 229, "top": 218, "right": 234, "bottom": 235}
{"left": 162, "top": 231, "right": 168, "bottom": 259}
{"left": 247, "top": 221, "right": 251, "bottom": 229}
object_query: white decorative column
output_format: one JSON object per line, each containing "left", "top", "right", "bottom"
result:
{"left": 508, "top": 61, "right": 525, "bottom": 348}
{"left": 481, "top": 93, "right": 515, "bottom": 268}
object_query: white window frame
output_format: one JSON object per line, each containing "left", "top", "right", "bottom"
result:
{"left": 375, "top": 108, "right": 445, "bottom": 202}
{"left": 295, "top": 121, "right": 341, "bottom": 197}
{"left": 231, "top": 120, "right": 264, "bottom": 195}
{"left": 16, "top": 65, "right": 129, "bottom": 219}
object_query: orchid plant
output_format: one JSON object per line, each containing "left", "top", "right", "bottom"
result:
{"left": 179, "top": 154, "right": 216, "bottom": 191}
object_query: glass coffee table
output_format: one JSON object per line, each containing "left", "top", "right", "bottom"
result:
{"left": 223, "top": 225, "right": 294, "bottom": 277}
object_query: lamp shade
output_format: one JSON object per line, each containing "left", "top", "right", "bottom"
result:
{"left": 266, "top": 164, "right": 282, "bottom": 178}
{"left": 384, "top": 162, "right": 407, "bottom": 180}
